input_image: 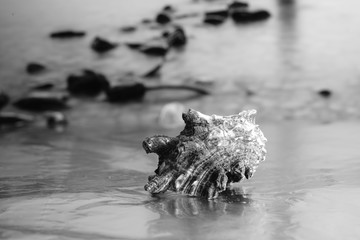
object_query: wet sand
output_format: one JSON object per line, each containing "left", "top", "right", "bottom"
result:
{"left": 1, "top": 0, "right": 360, "bottom": 239}
{"left": 1, "top": 122, "right": 360, "bottom": 239}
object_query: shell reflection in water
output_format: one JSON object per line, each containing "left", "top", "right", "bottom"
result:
{"left": 145, "top": 188, "right": 256, "bottom": 239}
{"left": 146, "top": 188, "right": 252, "bottom": 218}
{"left": 143, "top": 109, "right": 267, "bottom": 199}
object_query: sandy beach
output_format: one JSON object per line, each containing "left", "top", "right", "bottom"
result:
{"left": 1, "top": 0, "right": 360, "bottom": 239}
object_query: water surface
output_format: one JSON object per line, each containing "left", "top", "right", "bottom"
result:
{"left": 1, "top": 0, "right": 360, "bottom": 239}
{"left": 1, "top": 122, "right": 360, "bottom": 239}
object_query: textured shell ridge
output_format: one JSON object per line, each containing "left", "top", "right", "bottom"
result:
{"left": 143, "top": 109, "right": 267, "bottom": 199}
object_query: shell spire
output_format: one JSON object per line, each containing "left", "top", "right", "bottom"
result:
{"left": 143, "top": 109, "right": 267, "bottom": 199}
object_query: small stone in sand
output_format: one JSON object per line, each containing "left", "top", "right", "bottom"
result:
{"left": 91, "top": 37, "right": 118, "bottom": 53}
{"left": 0, "top": 91, "right": 10, "bottom": 110}
{"left": 67, "top": 70, "right": 110, "bottom": 96}
{"left": 50, "top": 30, "right": 86, "bottom": 39}
{"left": 318, "top": 89, "right": 332, "bottom": 98}
{"left": 13, "top": 92, "right": 69, "bottom": 112}
{"left": 26, "top": 63, "right": 46, "bottom": 74}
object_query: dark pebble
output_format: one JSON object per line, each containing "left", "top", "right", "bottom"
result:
{"left": 162, "top": 31, "right": 170, "bottom": 38}
{"left": 26, "top": 62, "right": 46, "bottom": 74}
{"left": 106, "top": 83, "right": 147, "bottom": 102}
{"left": 0, "top": 91, "right": 10, "bottom": 110}
{"left": 50, "top": 30, "right": 86, "bottom": 39}
{"left": 228, "top": 1, "right": 249, "bottom": 11}
{"left": 174, "top": 13, "right": 199, "bottom": 20}
{"left": 279, "top": 0, "right": 295, "bottom": 5}
{"left": 91, "top": 37, "right": 118, "bottom": 53}
{"left": 31, "top": 83, "right": 55, "bottom": 91}
{"left": 140, "top": 45, "right": 168, "bottom": 57}
{"left": 231, "top": 9, "right": 271, "bottom": 23}
{"left": 246, "top": 89, "right": 255, "bottom": 97}
{"left": 125, "top": 42, "right": 143, "bottom": 49}
{"left": 67, "top": 69, "right": 110, "bottom": 96}
{"left": 156, "top": 12, "right": 171, "bottom": 24}
{"left": 166, "top": 25, "right": 187, "bottom": 48}
{"left": 204, "top": 15, "right": 227, "bottom": 25}
{"left": 143, "top": 63, "right": 162, "bottom": 78}
{"left": 163, "top": 5, "right": 175, "bottom": 12}
{"left": 205, "top": 10, "right": 229, "bottom": 18}
{"left": 13, "top": 92, "right": 69, "bottom": 112}
{"left": 142, "top": 18, "right": 153, "bottom": 24}
{"left": 318, "top": 89, "right": 332, "bottom": 98}
{"left": 0, "top": 112, "right": 34, "bottom": 128}
{"left": 120, "top": 26, "right": 137, "bottom": 33}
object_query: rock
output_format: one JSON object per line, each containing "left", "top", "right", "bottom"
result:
{"left": 162, "top": 31, "right": 170, "bottom": 38}
{"left": 204, "top": 10, "right": 228, "bottom": 25}
{"left": 26, "top": 63, "right": 46, "bottom": 74}
{"left": 279, "top": 0, "right": 296, "bottom": 5}
{"left": 174, "top": 13, "right": 200, "bottom": 20}
{"left": 246, "top": 89, "right": 255, "bottom": 97}
{"left": 231, "top": 9, "right": 271, "bottom": 23}
{"left": 143, "top": 109, "right": 267, "bottom": 199}
{"left": 204, "top": 15, "right": 227, "bottom": 25}
{"left": 120, "top": 26, "right": 137, "bottom": 33}
{"left": 166, "top": 26, "right": 187, "bottom": 48}
{"left": 205, "top": 10, "right": 229, "bottom": 18}
{"left": 0, "top": 91, "right": 10, "bottom": 110}
{"left": 158, "top": 102, "right": 185, "bottom": 129}
{"left": 142, "top": 18, "right": 153, "bottom": 24}
{"left": 50, "top": 30, "right": 86, "bottom": 39}
{"left": 318, "top": 89, "right": 332, "bottom": 98}
{"left": 143, "top": 63, "right": 163, "bottom": 78}
{"left": 163, "top": 5, "right": 175, "bottom": 13}
{"left": 156, "top": 12, "right": 171, "bottom": 24}
{"left": 228, "top": 1, "right": 249, "bottom": 11}
{"left": 45, "top": 111, "right": 67, "bottom": 128}
{"left": 13, "top": 92, "right": 69, "bottom": 112}
{"left": 90, "top": 37, "right": 118, "bottom": 53}
{"left": 125, "top": 42, "right": 143, "bottom": 49}
{"left": 30, "top": 83, "right": 55, "bottom": 91}
{"left": 0, "top": 112, "right": 34, "bottom": 128}
{"left": 140, "top": 45, "right": 168, "bottom": 57}
{"left": 67, "top": 70, "right": 110, "bottom": 96}
{"left": 106, "top": 83, "right": 147, "bottom": 102}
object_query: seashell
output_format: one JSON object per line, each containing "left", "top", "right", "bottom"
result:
{"left": 143, "top": 109, "right": 267, "bottom": 199}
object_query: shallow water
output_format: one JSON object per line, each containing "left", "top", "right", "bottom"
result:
{"left": 1, "top": 0, "right": 360, "bottom": 239}
{"left": 1, "top": 123, "right": 360, "bottom": 239}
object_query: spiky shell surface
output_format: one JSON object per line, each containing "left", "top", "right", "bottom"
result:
{"left": 143, "top": 109, "right": 267, "bottom": 199}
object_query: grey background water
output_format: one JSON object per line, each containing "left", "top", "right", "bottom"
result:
{"left": 1, "top": 0, "right": 360, "bottom": 239}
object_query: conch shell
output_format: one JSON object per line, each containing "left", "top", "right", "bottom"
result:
{"left": 143, "top": 109, "right": 267, "bottom": 199}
